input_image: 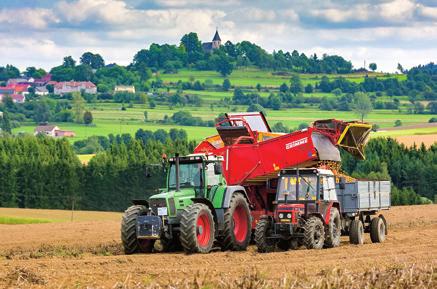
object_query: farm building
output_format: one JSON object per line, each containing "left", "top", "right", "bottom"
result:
{"left": 54, "top": 81, "right": 97, "bottom": 95}
{"left": 34, "top": 125, "right": 76, "bottom": 137}
{"left": 114, "top": 85, "right": 135, "bottom": 94}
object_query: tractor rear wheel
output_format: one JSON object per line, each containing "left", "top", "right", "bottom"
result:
{"left": 370, "top": 217, "right": 386, "bottom": 243}
{"left": 349, "top": 219, "right": 364, "bottom": 245}
{"left": 121, "top": 205, "right": 155, "bottom": 254}
{"left": 255, "top": 218, "right": 276, "bottom": 253}
{"left": 324, "top": 207, "right": 341, "bottom": 248}
{"left": 223, "top": 193, "right": 252, "bottom": 251}
{"left": 180, "top": 203, "right": 215, "bottom": 254}
{"left": 303, "top": 216, "right": 325, "bottom": 249}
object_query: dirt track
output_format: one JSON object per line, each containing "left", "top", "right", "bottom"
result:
{"left": 1, "top": 205, "right": 436, "bottom": 288}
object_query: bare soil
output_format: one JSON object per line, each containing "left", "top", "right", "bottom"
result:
{"left": 395, "top": 134, "right": 437, "bottom": 147}
{"left": 0, "top": 205, "right": 436, "bottom": 288}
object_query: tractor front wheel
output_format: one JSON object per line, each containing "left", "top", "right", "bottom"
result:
{"left": 255, "top": 218, "right": 276, "bottom": 253}
{"left": 324, "top": 207, "right": 341, "bottom": 248}
{"left": 223, "top": 193, "right": 252, "bottom": 251}
{"left": 121, "top": 205, "right": 155, "bottom": 254}
{"left": 303, "top": 216, "right": 325, "bottom": 249}
{"left": 180, "top": 203, "right": 215, "bottom": 254}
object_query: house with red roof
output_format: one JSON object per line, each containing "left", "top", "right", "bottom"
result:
{"left": 34, "top": 125, "right": 76, "bottom": 138}
{"left": 0, "top": 83, "right": 30, "bottom": 103}
{"left": 54, "top": 81, "right": 97, "bottom": 95}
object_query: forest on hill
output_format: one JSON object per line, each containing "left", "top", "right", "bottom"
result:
{"left": 0, "top": 135, "right": 434, "bottom": 212}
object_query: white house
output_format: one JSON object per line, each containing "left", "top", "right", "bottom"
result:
{"left": 54, "top": 81, "right": 97, "bottom": 95}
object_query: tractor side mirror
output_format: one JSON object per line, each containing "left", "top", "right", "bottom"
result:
{"left": 339, "top": 177, "right": 346, "bottom": 189}
{"left": 214, "top": 162, "right": 223, "bottom": 175}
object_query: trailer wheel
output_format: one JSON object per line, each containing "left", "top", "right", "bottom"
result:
{"left": 255, "top": 218, "right": 276, "bottom": 253}
{"left": 324, "top": 207, "right": 341, "bottom": 248}
{"left": 370, "top": 217, "right": 386, "bottom": 243}
{"left": 180, "top": 203, "right": 215, "bottom": 254}
{"left": 222, "top": 193, "right": 252, "bottom": 251}
{"left": 121, "top": 205, "right": 155, "bottom": 254}
{"left": 349, "top": 219, "right": 364, "bottom": 245}
{"left": 303, "top": 216, "right": 325, "bottom": 249}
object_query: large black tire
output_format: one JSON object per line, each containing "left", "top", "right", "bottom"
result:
{"left": 349, "top": 219, "right": 364, "bottom": 245}
{"left": 324, "top": 207, "right": 341, "bottom": 248}
{"left": 370, "top": 217, "right": 386, "bottom": 243}
{"left": 254, "top": 218, "right": 276, "bottom": 253}
{"left": 303, "top": 216, "right": 325, "bottom": 249}
{"left": 180, "top": 203, "right": 215, "bottom": 254}
{"left": 222, "top": 193, "right": 252, "bottom": 251}
{"left": 121, "top": 205, "right": 155, "bottom": 254}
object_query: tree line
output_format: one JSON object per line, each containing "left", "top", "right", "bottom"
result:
{"left": 0, "top": 135, "right": 434, "bottom": 211}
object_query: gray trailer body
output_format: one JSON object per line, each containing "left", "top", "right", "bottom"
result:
{"left": 336, "top": 180, "right": 391, "bottom": 214}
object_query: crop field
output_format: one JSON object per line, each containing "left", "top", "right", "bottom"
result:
{"left": 0, "top": 205, "right": 436, "bottom": 288}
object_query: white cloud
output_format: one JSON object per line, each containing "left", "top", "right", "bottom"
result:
{"left": 0, "top": 8, "right": 58, "bottom": 29}
{"left": 378, "top": 0, "right": 416, "bottom": 21}
{"left": 417, "top": 4, "right": 437, "bottom": 20}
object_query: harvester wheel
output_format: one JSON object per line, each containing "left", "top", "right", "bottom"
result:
{"left": 370, "top": 217, "right": 386, "bottom": 243}
{"left": 121, "top": 205, "right": 155, "bottom": 254}
{"left": 180, "top": 203, "right": 215, "bottom": 254}
{"left": 255, "top": 218, "right": 275, "bottom": 253}
{"left": 349, "top": 219, "right": 364, "bottom": 245}
{"left": 324, "top": 207, "right": 341, "bottom": 248}
{"left": 222, "top": 193, "right": 252, "bottom": 251}
{"left": 303, "top": 216, "right": 325, "bottom": 250}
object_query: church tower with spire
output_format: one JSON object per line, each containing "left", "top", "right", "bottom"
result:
{"left": 211, "top": 29, "right": 221, "bottom": 49}
{"left": 202, "top": 29, "right": 222, "bottom": 53}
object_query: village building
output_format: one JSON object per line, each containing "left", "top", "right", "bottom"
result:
{"left": 54, "top": 81, "right": 97, "bottom": 95}
{"left": 202, "top": 30, "right": 222, "bottom": 53}
{"left": 114, "top": 85, "right": 136, "bottom": 94}
{"left": 35, "top": 86, "right": 49, "bottom": 96}
{"left": 34, "top": 125, "right": 76, "bottom": 138}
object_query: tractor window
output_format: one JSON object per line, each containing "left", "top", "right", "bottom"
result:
{"left": 168, "top": 162, "right": 203, "bottom": 189}
{"left": 205, "top": 163, "right": 220, "bottom": 186}
{"left": 277, "top": 175, "right": 318, "bottom": 202}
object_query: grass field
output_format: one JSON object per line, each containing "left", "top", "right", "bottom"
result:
{"left": 158, "top": 68, "right": 406, "bottom": 87}
{"left": 0, "top": 207, "right": 122, "bottom": 222}
{"left": 0, "top": 216, "right": 52, "bottom": 225}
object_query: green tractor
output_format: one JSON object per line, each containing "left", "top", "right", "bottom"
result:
{"left": 121, "top": 153, "right": 252, "bottom": 254}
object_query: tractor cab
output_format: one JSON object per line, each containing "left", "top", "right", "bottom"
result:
{"left": 274, "top": 168, "right": 338, "bottom": 224}
{"left": 148, "top": 154, "right": 225, "bottom": 220}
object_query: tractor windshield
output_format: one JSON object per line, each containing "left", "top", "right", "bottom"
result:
{"left": 277, "top": 175, "right": 318, "bottom": 202}
{"left": 168, "top": 162, "right": 203, "bottom": 190}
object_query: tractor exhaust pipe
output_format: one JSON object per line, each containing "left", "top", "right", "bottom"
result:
{"left": 175, "top": 153, "right": 180, "bottom": 192}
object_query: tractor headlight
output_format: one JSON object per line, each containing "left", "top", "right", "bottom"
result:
{"left": 287, "top": 213, "right": 292, "bottom": 219}
{"left": 279, "top": 213, "right": 284, "bottom": 219}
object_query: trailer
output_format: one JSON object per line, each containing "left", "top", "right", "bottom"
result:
{"left": 254, "top": 168, "right": 390, "bottom": 252}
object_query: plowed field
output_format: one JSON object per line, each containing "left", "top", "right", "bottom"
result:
{"left": 1, "top": 205, "right": 436, "bottom": 288}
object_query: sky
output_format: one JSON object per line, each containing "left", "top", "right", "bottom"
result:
{"left": 0, "top": 0, "right": 436, "bottom": 72}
